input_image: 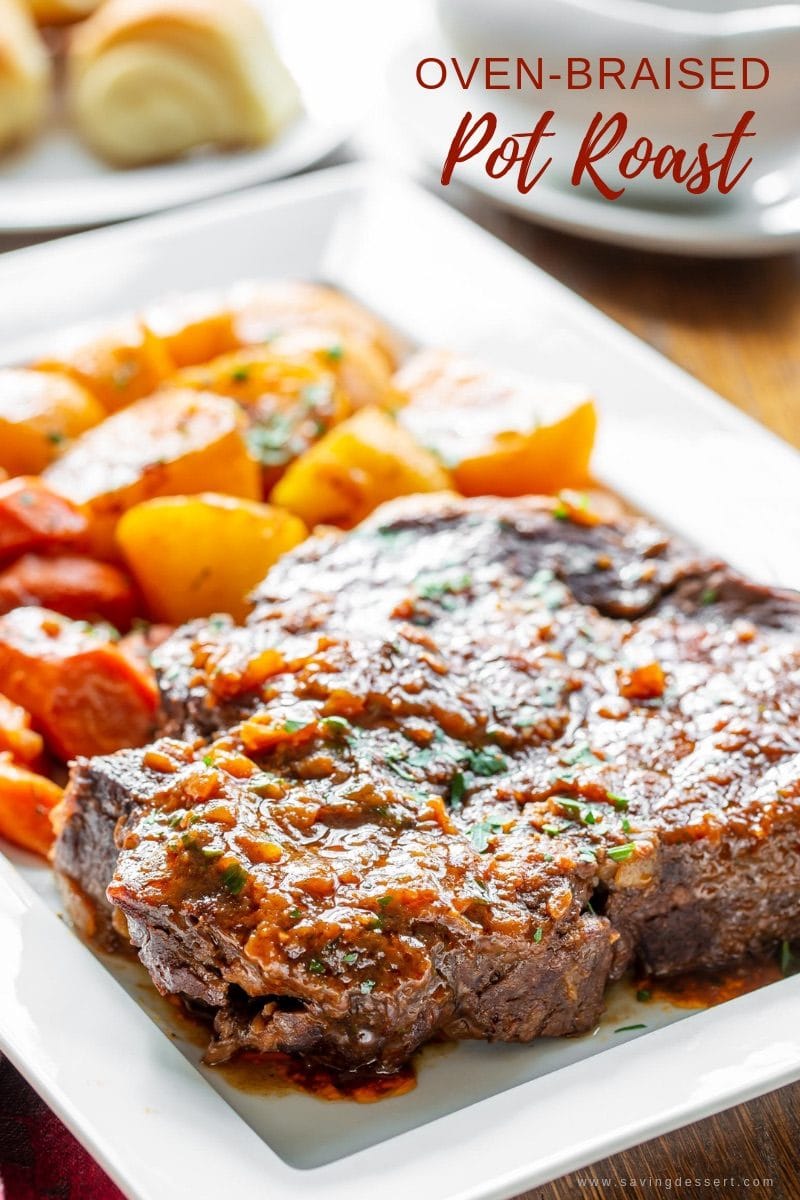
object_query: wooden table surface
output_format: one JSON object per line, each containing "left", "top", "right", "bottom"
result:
{"left": 2, "top": 179, "right": 800, "bottom": 1198}
{"left": 448, "top": 191, "right": 800, "bottom": 1198}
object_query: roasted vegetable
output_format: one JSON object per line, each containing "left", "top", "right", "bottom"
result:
{"left": 0, "top": 752, "right": 62, "bottom": 857}
{"left": 0, "top": 607, "right": 158, "bottom": 760}
{"left": 271, "top": 406, "right": 451, "bottom": 528}
{"left": 396, "top": 351, "right": 597, "bottom": 497}
{"left": 0, "top": 693, "right": 43, "bottom": 765}
{"left": 36, "top": 319, "right": 174, "bottom": 413}
{"left": 0, "top": 476, "right": 88, "bottom": 561}
{"left": 266, "top": 328, "right": 401, "bottom": 411}
{"left": 117, "top": 493, "right": 306, "bottom": 623}
{"left": 144, "top": 290, "right": 240, "bottom": 368}
{"left": 175, "top": 350, "right": 350, "bottom": 490}
{"left": 0, "top": 368, "right": 105, "bottom": 474}
{"left": 232, "top": 282, "right": 401, "bottom": 368}
{"left": 0, "top": 554, "right": 139, "bottom": 628}
{"left": 44, "top": 389, "right": 261, "bottom": 556}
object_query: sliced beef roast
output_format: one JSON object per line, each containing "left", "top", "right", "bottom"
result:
{"left": 53, "top": 496, "right": 800, "bottom": 1072}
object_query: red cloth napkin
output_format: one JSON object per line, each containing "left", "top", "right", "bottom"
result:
{"left": 0, "top": 1056, "right": 125, "bottom": 1200}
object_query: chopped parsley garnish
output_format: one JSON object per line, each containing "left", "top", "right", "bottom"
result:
{"left": 247, "top": 414, "right": 304, "bottom": 466}
{"left": 553, "top": 500, "right": 569, "bottom": 520}
{"left": 322, "top": 715, "right": 351, "bottom": 737}
{"left": 249, "top": 772, "right": 279, "bottom": 796}
{"left": 636, "top": 989, "right": 651, "bottom": 1003}
{"left": 230, "top": 366, "right": 251, "bottom": 383}
{"left": 302, "top": 382, "right": 333, "bottom": 409}
{"left": 469, "top": 816, "right": 505, "bottom": 853}
{"left": 342, "top": 951, "right": 358, "bottom": 965}
{"left": 555, "top": 797, "right": 603, "bottom": 827}
{"left": 385, "top": 743, "right": 435, "bottom": 780}
{"left": 449, "top": 771, "right": 466, "bottom": 807}
{"left": 307, "top": 958, "right": 326, "bottom": 975}
{"left": 607, "top": 792, "right": 630, "bottom": 811}
{"left": 46, "top": 430, "right": 65, "bottom": 445}
{"left": 542, "top": 823, "right": 565, "bottom": 836}
{"left": 202, "top": 754, "right": 215, "bottom": 767}
{"left": 417, "top": 572, "right": 472, "bottom": 602}
{"left": 700, "top": 587, "right": 719, "bottom": 606}
{"left": 608, "top": 842, "right": 636, "bottom": 863}
{"left": 283, "top": 719, "right": 307, "bottom": 733}
{"left": 615, "top": 1024, "right": 646, "bottom": 1033}
{"left": 527, "top": 568, "right": 569, "bottom": 611}
{"left": 780, "top": 940, "right": 794, "bottom": 975}
{"left": 466, "top": 747, "right": 508, "bottom": 777}
{"left": 326, "top": 344, "right": 344, "bottom": 362}
{"left": 537, "top": 684, "right": 561, "bottom": 709}
{"left": 561, "top": 744, "right": 601, "bottom": 768}
{"left": 533, "top": 926, "right": 543, "bottom": 943}
{"left": 360, "top": 979, "right": 376, "bottom": 994}
{"left": 288, "top": 907, "right": 302, "bottom": 920}
{"left": 220, "top": 862, "right": 248, "bottom": 895}
{"left": 378, "top": 894, "right": 393, "bottom": 908}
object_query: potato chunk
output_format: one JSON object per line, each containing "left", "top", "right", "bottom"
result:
{"left": 265, "top": 328, "right": 401, "bottom": 411}
{"left": 0, "top": 368, "right": 105, "bottom": 474}
{"left": 231, "top": 282, "right": 401, "bottom": 369}
{"left": 144, "top": 291, "right": 240, "bottom": 368}
{"left": 396, "top": 350, "right": 596, "bottom": 497}
{"left": 44, "top": 389, "right": 260, "bottom": 556}
{"left": 36, "top": 320, "right": 173, "bottom": 412}
{"left": 175, "top": 350, "right": 350, "bottom": 490}
{"left": 117, "top": 493, "right": 306, "bottom": 623}
{"left": 271, "top": 406, "right": 450, "bottom": 529}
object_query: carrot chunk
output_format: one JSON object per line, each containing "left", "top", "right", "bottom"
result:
{"left": 0, "top": 554, "right": 139, "bottom": 629}
{"left": 0, "top": 692, "right": 43, "bottom": 764}
{"left": 0, "top": 476, "right": 88, "bottom": 561}
{"left": 0, "top": 752, "right": 62, "bottom": 857}
{"left": 0, "top": 607, "right": 158, "bottom": 760}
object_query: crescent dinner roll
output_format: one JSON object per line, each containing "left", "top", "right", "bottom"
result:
{"left": 68, "top": 0, "right": 301, "bottom": 167}
{"left": 27, "top": 0, "right": 101, "bottom": 25}
{"left": 0, "top": 0, "right": 51, "bottom": 152}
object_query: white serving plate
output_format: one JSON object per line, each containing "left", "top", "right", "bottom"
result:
{"left": 0, "top": 0, "right": 374, "bottom": 234}
{"left": 1, "top": 164, "right": 800, "bottom": 1200}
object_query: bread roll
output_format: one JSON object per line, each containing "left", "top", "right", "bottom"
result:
{"left": 0, "top": 0, "right": 51, "bottom": 152}
{"left": 68, "top": 0, "right": 300, "bottom": 167}
{"left": 28, "top": 0, "right": 101, "bottom": 25}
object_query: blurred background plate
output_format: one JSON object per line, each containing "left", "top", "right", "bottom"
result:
{"left": 0, "top": 0, "right": 371, "bottom": 234}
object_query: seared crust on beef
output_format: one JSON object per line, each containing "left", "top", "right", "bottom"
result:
{"left": 53, "top": 496, "right": 800, "bottom": 1073}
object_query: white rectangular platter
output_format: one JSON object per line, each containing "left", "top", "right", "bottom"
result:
{"left": 1, "top": 164, "right": 800, "bottom": 1200}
